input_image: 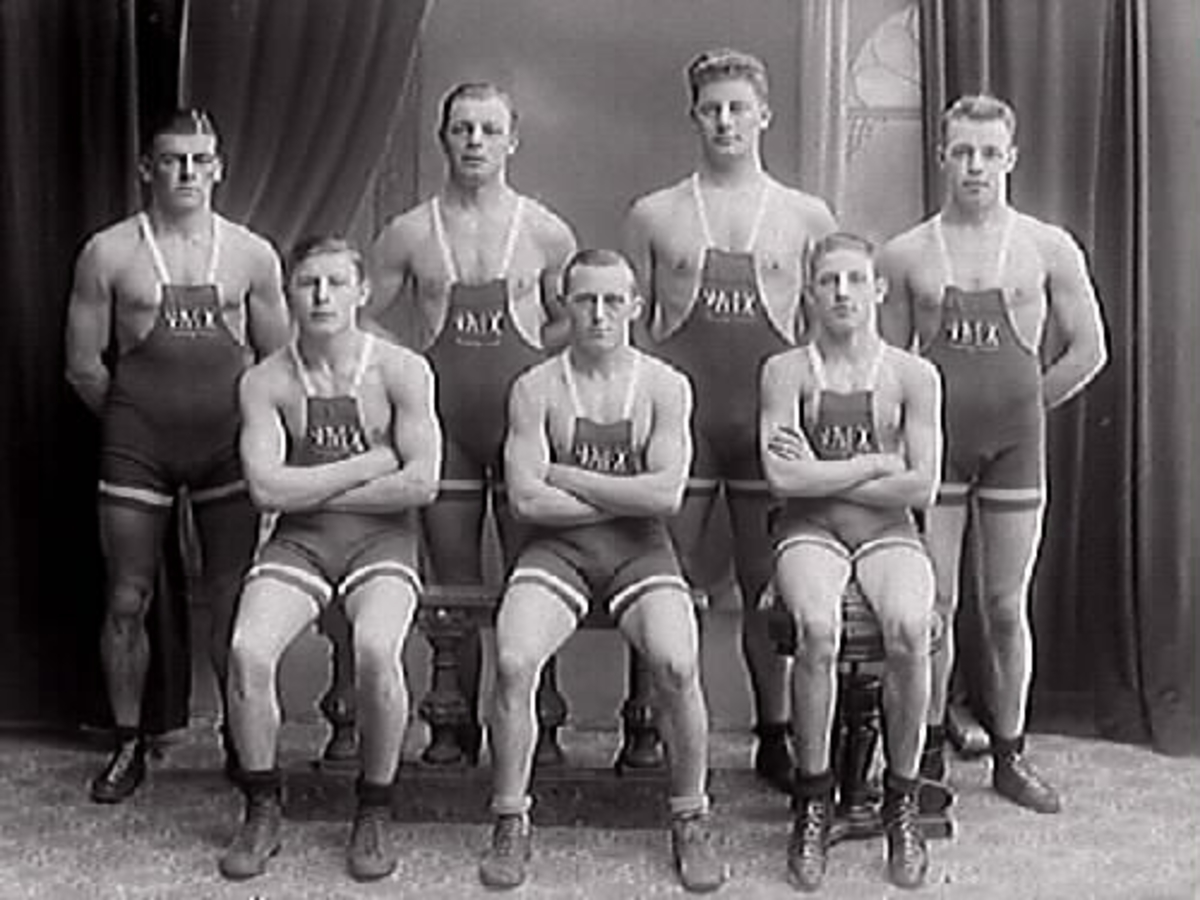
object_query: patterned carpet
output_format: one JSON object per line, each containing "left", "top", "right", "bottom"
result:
{"left": 0, "top": 721, "right": 1196, "bottom": 899}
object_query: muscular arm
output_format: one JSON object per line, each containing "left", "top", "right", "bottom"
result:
{"left": 325, "top": 354, "right": 441, "bottom": 512}
{"left": 1040, "top": 230, "right": 1109, "bottom": 409}
{"left": 363, "top": 223, "right": 421, "bottom": 348}
{"left": 63, "top": 238, "right": 112, "bottom": 415}
{"left": 245, "top": 245, "right": 290, "bottom": 357}
{"left": 840, "top": 361, "right": 942, "bottom": 509}
{"left": 546, "top": 370, "right": 691, "bottom": 517}
{"left": 239, "top": 365, "right": 398, "bottom": 513}
{"left": 505, "top": 374, "right": 612, "bottom": 526}
{"left": 877, "top": 242, "right": 916, "bottom": 351}
{"left": 759, "top": 354, "right": 893, "bottom": 497}
{"left": 538, "top": 215, "right": 578, "bottom": 353}
{"left": 621, "top": 201, "right": 658, "bottom": 349}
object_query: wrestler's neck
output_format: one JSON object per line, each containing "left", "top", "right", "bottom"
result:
{"left": 815, "top": 326, "right": 883, "bottom": 366}
{"left": 697, "top": 150, "right": 767, "bottom": 191}
{"left": 568, "top": 343, "right": 636, "bottom": 380}
{"left": 442, "top": 173, "right": 515, "bottom": 212}
{"left": 941, "top": 193, "right": 1013, "bottom": 229}
{"left": 146, "top": 202, "right": 214, "bottom": 242}
{"left": 295, "top": 326, "right": 365, "bottom": 374}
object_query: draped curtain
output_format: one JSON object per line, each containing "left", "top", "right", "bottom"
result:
{"left": 0, "top": 0, "right": 430, "bottom": 728}
{"left": 920, "top": 0, "right": 1200, "bottom": 755}
{"left": 183, "top": 0, "right": 432, "bottom": 253}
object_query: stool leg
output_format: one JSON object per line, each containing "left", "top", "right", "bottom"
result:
{"left": 832, "top": 667, "right": 883, "bottom": 842}
{"left": 418, "top": 610, "right": 472, "bottom": 765}
{"left": 615, "top": 648, "right": 663, "bottom": 771}
{"left": 318, "top": 605, "right": 358, "bottom": 767}
{"left": 534, "top": 658, "right": 568, "bottom": 767}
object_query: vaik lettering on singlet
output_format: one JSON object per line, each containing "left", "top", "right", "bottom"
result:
{"left": 451, "top": 305, "right": 505, "bottom": 346}
{"left": 942, "top": 303, "right": 1003, "bottom": 351}
{"left": 804, "top": 343, "right": 882, "bottom": 462}
{"left": 291, "top": 337, "right": 375, "bottom": 467}
{"left": 561, "top": 352, "right": 645, "bottom": 476}
{"left": 816, "top": 421, "right": 877, "bottom": 458}
{"left": 162, "top": 290, "right": 222, "bottom": 335}
{"left": 699, "top": 280, "right": 760, "bottom": 321}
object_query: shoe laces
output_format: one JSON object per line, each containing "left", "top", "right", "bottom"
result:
{"left": 106, "top": 740, "right": 142, "bottom": 778}
{"left": 884, "top": 793, "right": 921, "bottom": 844}
{"left": 353, "top": 805, "right": 388, "bottom": 856}
{"left": 492, "top": 814, "right": 527, "bottom": 858}
{"left": 1003, "top": 752, "right": 1050, "bottom": 787}
{"left": 791, "top": 799, "right": 829, "bottom": 856}
{"left": 673, "top": 812, "right": 714, "bottom": 852}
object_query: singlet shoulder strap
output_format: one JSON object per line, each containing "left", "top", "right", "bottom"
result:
{"left": 561, "top": 351, "right": 584, "bottom": 418}
{"left": 430, "top": 197, "right": 459, "bottom": 283}
{"left": 805, "top": 342, "right": 827, "bottom": 391}
{"left": 139, "top": 212, "right": 172, "bottom": 286}
{"left": 933, "top": 214, "right": 955, "bottom": 287}
{"left": 498, "top": 196, "right": 525, "bottom": 277}
{"left": 620, "top": 354, "right": 641, "bottom": 420}
{"left": 745, "top": 180, "right": 771, "bottom": 249}
{"left": 350, "top": 334, "right": 375, "bottom": 393}
{"left": 691, "top": 174, "right": 715, "bottom": 248}
{"left": 289, "top": 342, "right": 317, "bottom": 397}
{"left": 994, "top": 211, "right": 1015, "bottom": 283}
{"left": 139, "top": 211, "right": 219, "bottom": 285}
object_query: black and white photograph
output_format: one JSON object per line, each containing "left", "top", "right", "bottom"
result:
{"left": 0, "top": 0, "right": 1197, "bottom": 896}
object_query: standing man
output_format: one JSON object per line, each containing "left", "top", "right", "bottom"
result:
{"left": 65, "top": 109, "right": 290, "bottom": 803}
{"left": 480, "top": 250, "right": 725, "bottom": 893}
{"left": 368, "top": 82, "right": 577, "bottom": 760}
{"left": 879, "top": 95, "right": 1108, "bottom": 813}
{"left": 761, "top": 233, "right": 942, "bottom": 891}
{"left": 624, "top": 48, "right": 837, "bottom": 788}
{"left": 219, "top": 237, "right": 440, "bottom": 881}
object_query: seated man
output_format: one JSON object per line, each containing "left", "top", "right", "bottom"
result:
{"left": 219, "top": 237, "right": 440, "bottom": 882}
{"left": 760, "top": 233, "right": 942, "bottom": 891}
{"left": 479, "top": 249, "right": 726, "bottom": 894}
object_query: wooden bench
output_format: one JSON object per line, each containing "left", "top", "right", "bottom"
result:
{"left": 316, "top": 584, "right": 708, "bottom": 774}
{"left": 765, "top": 581, "right": 953, "bottom": 842}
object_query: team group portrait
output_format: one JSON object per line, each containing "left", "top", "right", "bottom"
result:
{"left": 0, "top": 0, "right": 1197, "bottom": 897}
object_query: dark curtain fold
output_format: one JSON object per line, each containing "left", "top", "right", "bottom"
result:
{"left": 184, "top": 0, "right": 431, "bottom": 252}
{"left": 920, "top": 0, "right": 1200, "bottom": 754}
{"left": 0, "top": 0, "right": 189, "bottom": 730}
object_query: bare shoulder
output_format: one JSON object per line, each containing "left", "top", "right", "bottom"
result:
{"left": 218, "top": 217, "right": 280, "bottom": 267}
{"left": 627, "top": 177, "right": 692, "bottom": 229}
{"left": 80, "top": 216, "right": 141, "bottom": 271}
{"left": 762, "top": 345, "right": 812, "bottom": 390}
{"left": 521, "top": 196, "right": 574, "bottom": 241}
{"left": 772, "top": 181, "right": 837, "bottom": 232}
{"left": 638, "top": 351, "right": 691, "bottom": 398}
{"left": 879, "top": 218, "right": 936, "bottom": 273}
{"left": 374, "top": 338, "right": 432, "bottom": 384}
{"left": 241, "top": 346, "right": 292, "bottom": 399}
{"left": 887, "top": 344, "right": 940, "bottom": 393}
{"left": 512, "top": 355, "right": 559, "bottom": 401}
{"left": 1015, "top": 211, "right": 1085, "bottom": 266}
{"left": 372, "top": 201, "right": 434, "bottom": 262}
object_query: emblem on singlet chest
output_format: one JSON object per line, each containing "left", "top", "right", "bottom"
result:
{"left": 697, "top": 249, "right": 761, "bottom": 324}
{"left": 161, "top": 285, "right": 222, "bottom": 336}
{"left": 942, "top": 314, "right": 1003, "bottom": 351}
{"left": 700, "top": 284, "right": 760, "bottom": 321}
{"left": 810, "top": 390, "right": 879, "bottom": 461}
{"left": 451, "top": 307, "right": 505, "bottom": 346}
{"left": 569, "top": 419, "right": 643, "bottom": 476}
{"left": 301, "top": 397, "right": 369, "bottom": 464}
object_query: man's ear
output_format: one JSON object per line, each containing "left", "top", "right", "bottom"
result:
{"left": 212, "top": 157, "right": 224, "bottom": 183}
{"left": 138, "top": 155, "right": 153, "bottom": 184}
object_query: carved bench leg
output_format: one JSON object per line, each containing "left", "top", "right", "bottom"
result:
{"left": 418, "top": 609, "right": 473, "bottom": 765}
{"left": 318, "top": 605, "right": 358, "bottom": 767}
{"left": 615, "top": 647, "right": 664, "bottom": 772}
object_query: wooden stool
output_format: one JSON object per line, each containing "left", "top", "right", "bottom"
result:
{"left": 767, "top": 580, "right": 953, "bottom": 842}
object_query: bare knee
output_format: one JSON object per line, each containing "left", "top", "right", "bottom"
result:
{"left": 647, "top": 650, "right": 700, "bottom": 698}
{"left": 793, "top": 613, "right": 840, "bottom": 666}
{"left": 880, "top": 608, "right": 932, "bottom": 662}
{"left": 983, "top": 593, "right": 1026, "bottom": 642}
{"left": 228, "top": 630, "right": 281, "bottom": 697}
{"left": 354, "top": 630, "right": 403, "bottom": 686}
{"left": 494, "top": 643, "right": 546, "bottom": 696}
{"left": 106, "top": 580, "right": 153, "bottom": 632}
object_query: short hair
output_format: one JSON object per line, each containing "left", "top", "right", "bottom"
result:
{"left": 940, "top": 94, "right": 1017, "bottom": 144}
{"left": 437, "top": 82, "right": 519, "bottom": 137}
{"left": 143, "top": 108, "right": 219, "bottom": 154}
{"left": 806, "top": 232, "right": 876, "bottom": 283}
{"left": 685, "top": 48, "right": 770, "bottom": 105}
{"left": 562, "top": 248, "right": 637, "bottom": 295}
{"left": 287, "top": 235, "right": 366, "bottom": 285}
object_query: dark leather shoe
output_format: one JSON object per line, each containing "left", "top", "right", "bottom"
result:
{"left": 478, "top": 813, "right": 532, "bottom": 889}
{"left": 993, "top": 752, "right": 1061, "bottom": 813}
{"left": 347, "top": 803, "right": 396, "bottom": 882}
{"left": 883, "top": 791, "right": 928, "bottom": 890}
{"left": 90, "top": 738, "right": 147, "bottom": 804}
{"left": 219, "top": 790, "right": 283, "bottom": 880}
{"left": 787, "top": 796, "right": 831, "bottom": 892}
